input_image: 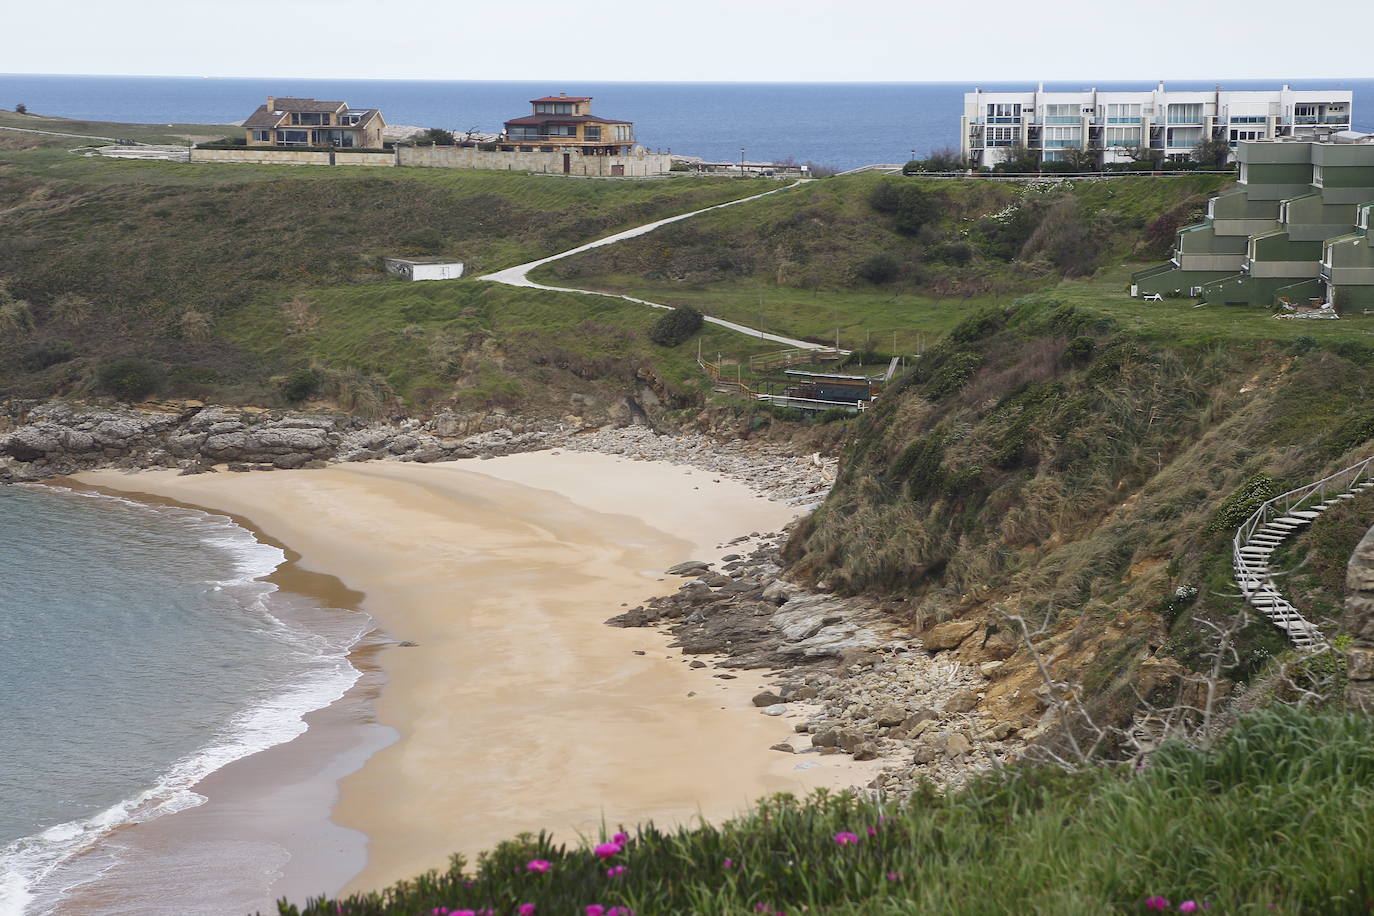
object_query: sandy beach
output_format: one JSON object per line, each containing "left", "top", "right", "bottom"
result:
{"left": 73, "top": 450, "right": 881, "bottom": 905}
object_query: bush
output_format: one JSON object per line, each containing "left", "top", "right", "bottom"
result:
{"left": 1062, "top": 336, "right": 1096, "bottom": 368}
{"left": 1208, "top": 472, "right": 1281, "bottom": 533}
{"left": 21, "top": 341, "right": 75, "bottom": 371}
{"left": 279, "top": 368, "right": 323, "bottom": 403}
{"left": 97, "top": 359, "right": 163, "bottom": 401}
{"left": 418, "top": 128, "right": 455, "bottom": 146}
{"left": 648, "top": 306, "right": 704, "bottom": 347}
{"left": 15, "top": 103, "right": 27, "bottom": 115}
{"left": 856, "top": 253, "right": 900, "bottom": 285}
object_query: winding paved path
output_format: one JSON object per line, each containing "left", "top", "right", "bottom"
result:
{"left": 480, "top": 180, "right": 829, "bottom": 350}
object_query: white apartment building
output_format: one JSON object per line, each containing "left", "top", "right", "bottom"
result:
{"left": 961, "top": 83, "right": 1353, "bottom": 168}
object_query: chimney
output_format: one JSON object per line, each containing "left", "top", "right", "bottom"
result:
{"left": 266, "top": 96, "right": 276, "bottom": 110}
{"left": 559, "top": 92, "right": 567, "bottom": 98}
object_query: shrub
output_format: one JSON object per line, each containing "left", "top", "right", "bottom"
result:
{"left": 648, "top": 306, "right": 704, "bottom": 347}
{"left": 279, "top": 368, "right": 323, "bottom": 404}
{"left": 1062, "top": 336, "right": 1096, "bottom": 368}
{"left": 418, "top": 128, "right": 455, "bottom": 146}
{"left": 22, "top": 341, "right": 75, "bottom": 371}
{"left": 15, "top": 103, "right": 27, "bottom": 114}
{"left": 856, "top": 253, "right": 900, "bottom": 285}
{"left": 97, "top": 359, "right": 163, "bottom": 401}
{"left": 1208, "top": 472, "right": 1280, "bottom": 533}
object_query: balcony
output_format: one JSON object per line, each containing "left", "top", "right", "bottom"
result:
{"left": 1294, "top": 115, "right": 1350, "bottom": 124}
{"left": 1044, "top": 116, "right": 1080, "bottom": 124}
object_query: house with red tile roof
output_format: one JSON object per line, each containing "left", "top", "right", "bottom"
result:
{"left": 501, "top": 93, "right": 636, "bottom": 157}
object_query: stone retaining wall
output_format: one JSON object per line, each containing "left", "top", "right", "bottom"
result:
{"left": 190, "top": 149, "right": 396, "bottom": 167}
{"left": 397, "top": 145, "right": 671, "bottom": 177}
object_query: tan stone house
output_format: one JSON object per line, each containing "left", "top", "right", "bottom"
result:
{"left": 243, "top": 97, "right": 386, "bottom": 149}
{"left": 501, "top": 93, "right": 635, "bottom": 156}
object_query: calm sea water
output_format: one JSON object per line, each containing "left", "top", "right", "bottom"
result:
{"left": 0, "top": 486, "right": 369, "bottom": 915}
{"left": 1, "top": 75, "right": 1372, "bottom": 170}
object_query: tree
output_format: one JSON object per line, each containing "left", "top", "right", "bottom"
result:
{"left": 1124, "top": 146, "right": 1165, "bottom": 169}
{"left": 1192, "top": 137, "right": 1232, "bottom": 169}
{"left": 903, "top": 147, "right": 963, "bottom": 174}
{"left": 1063, "top": 146, "right": 1103, "bottom": 172}
{"left": 14, "top": 103, "right": 26, "bottom": 114}
{"left": 992, "top": 143, "right": 1041, "bottom": 174}
{"left": 649, "top": 306, "right": 704, "bottom": 347}
{"left": 418, "top": 127, "right": 455, "bottom": 146}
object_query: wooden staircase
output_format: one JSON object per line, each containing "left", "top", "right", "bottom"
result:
{"left": 1232, "top": 456, "right": 1374, "bottom": 651}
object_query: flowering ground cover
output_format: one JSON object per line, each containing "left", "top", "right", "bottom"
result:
{"left": 273, "top": 708, "right": 1374, "bottom": 915}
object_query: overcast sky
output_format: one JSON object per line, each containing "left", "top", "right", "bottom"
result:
{"left": 8, "top": 0, "right": 1372, "bottom": 83}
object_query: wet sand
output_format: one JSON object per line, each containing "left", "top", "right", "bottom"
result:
{"left": 76, "top": 451, "right": 881, "bottom": 904}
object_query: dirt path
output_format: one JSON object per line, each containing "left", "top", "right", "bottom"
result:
{"left": 480, "top": 180, "right": 829, "bottom": 350}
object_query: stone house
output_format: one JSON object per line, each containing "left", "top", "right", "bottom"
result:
{"left": 242, "top": 97, "right": 386, "bottom": 149}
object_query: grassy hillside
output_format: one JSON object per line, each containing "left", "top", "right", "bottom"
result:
{"left": 532, "top": 173, "right": 1228, "bottom": 352}
{"left": 0, "top": 141, "right": 779, "bottom": 407}
{"left": 780, "top": 296, "right": 1374, "bottom": 734}
{"left": 0, "top": 109, "right": 237, "bottom": 145}
{"left": 276, "top": 708, "right": 1374, "bottom": 915}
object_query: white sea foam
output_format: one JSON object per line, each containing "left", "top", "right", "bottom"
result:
{"left": 0, "top": 489, "right": 372, "bottom": 916}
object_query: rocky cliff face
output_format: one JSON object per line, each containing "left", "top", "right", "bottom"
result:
{"left": 1345, "top": 525, "right": 1374, "bottom": 711}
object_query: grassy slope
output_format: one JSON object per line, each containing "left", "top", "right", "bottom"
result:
{"left": 0, "top": 109, "right": 237, "bottom": 144}
{"left": 531, "top": 173, "right": 1230, "bottom": 353}
{"left": 278, "top": 708, "right": 1374, "bottom": 915}
{"left": 0, "top": 143, "right": 779, "bottom": 405}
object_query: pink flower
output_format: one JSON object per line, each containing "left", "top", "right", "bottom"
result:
{"left": 886, "top": 872, "right": 901, "bottom": 882}
{"left": 1178, "top": 904, "right": 1198, "bottom": 914}
{"left": 1145, "top": 898, "right": 1170, "bottom": 912}
{"left": 612, "top": 832, "right": 629, "bottom": 845}
{"left": 606, "top": 865, "right": 628, "bottom": 878}
{"left": 594, "top": 842, "right": 622, "bottom": 859}
{"left": 526, "top": 859, "right": 552, "bottom": 873}
{"left": 833, "top": 832, "right": 860, "bottom": 846}
{"left": 518, "top": 906, "right": 536, "bottom": 916}
{"left": 585, "top": 906, "right": 605, "bottom": 916}
{"left": 866, "top": 826, "right": 878, "bottom": 837}
{"left": 723, "top": 857, "right": 736, "bottom": 869}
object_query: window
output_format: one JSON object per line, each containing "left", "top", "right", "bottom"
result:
{"left": 613, "top": 124, "right": 632, "bottom": 141}
{"left": 986, "top": 126, "right": 1017, "bottom": 146}
{"left": 986, "top": 103, "right": 1021, "bottom": 122}
{"left": 252, "top": 129, "right": 270, "bottom": 142}
{"left": 1104, "top": 127, "right": 1141, "bottom": 147}
{"left": 1230, "top": 116, "right": 1266, "bottom": 124}
{"left": 290, "top": 112, "right": 327, "bottom": 126}
{"left": 1044, "top": 103, "right": 1078, "bottom": 123}
{"left": 584, "top": 125, "right": 601, "bottom": 141}
{"left": 1105, "top": 103, "right": 1141, "bottom": 122}
{"left": 275, "top": 130, "right": 309, "bottom": 145}
{"left": 1167, "top": 127, "right": 1203, "bottom": 148}
{"left": 1043, "top": 126, "right": 1081, "bottom": 148}
{"left": 1167, "top": 103, "right": 1203, "bottom": 123}
{"left": 1229, "top": 128, "right": 1265, "bottom": 144}
{"left": 535, "top": 102, "right": 574, "bottom": 114}
{"left": 1295, "top": 104, "right": 1318, "bottom": 117}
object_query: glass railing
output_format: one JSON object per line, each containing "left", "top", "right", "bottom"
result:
{"left": 1045, "top": 116, "right": 1080, "bottom": 124}
{"left": 1106, "top": 117, "right": 1140, "bottom": 124}
{"left": 1044, "top": 140, "right": 1079, "bottom": 148}
{"left": 985, "top": 117, "right": 1022, "bottom": 124}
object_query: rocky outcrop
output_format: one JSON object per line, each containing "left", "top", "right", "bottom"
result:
{"left": 1345, "top": 524, "right": 1374, "bottom": 712}
{"left": 607, "top": 530, "right": 1033, "bottom": 797}
{"left": 0, "top": 401, "right": 561, "bottom": 482}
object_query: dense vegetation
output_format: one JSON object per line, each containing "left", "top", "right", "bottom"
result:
{"left": 275, "top": 709, "right": 1374, "bottom": 915}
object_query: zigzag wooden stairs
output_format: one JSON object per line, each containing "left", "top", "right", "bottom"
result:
{"left": 1232, "top": 456, "right": 1374, "bottom": 651}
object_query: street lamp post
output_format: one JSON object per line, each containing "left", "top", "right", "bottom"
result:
{"left": 739, "top": 147, "right": 746, "bottom": 177}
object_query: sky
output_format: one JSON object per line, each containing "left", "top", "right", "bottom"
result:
{"left": 8, "top": 0, "right": 1374, "bottom": 83}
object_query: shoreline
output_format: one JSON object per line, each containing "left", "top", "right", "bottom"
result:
{"left": 67, "top": 450, "right": 880, "bottom": 906}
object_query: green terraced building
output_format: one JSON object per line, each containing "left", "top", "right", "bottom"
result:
{"left": 1132, "top": 138, "right": 1374, "bottom": 310}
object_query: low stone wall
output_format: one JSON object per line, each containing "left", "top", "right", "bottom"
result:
{"left": 190, "top": 149, "right": 397, "bottom": 167}
{"left": 1345, "top": 525, "right": 1374, "bottom": 710}
{"left": 398, "top": 145, "right": 672, "bottom": 177}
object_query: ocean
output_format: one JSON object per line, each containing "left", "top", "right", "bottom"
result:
{"left": 2, "top": 75, "right": 1372, "bottom": 171}
{"left": 0, "top": 485, "right": 370, "bottom": 915}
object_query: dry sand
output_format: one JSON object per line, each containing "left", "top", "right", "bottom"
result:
{"left": 75, "top": 451, "right": 881, "bottom": 901}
